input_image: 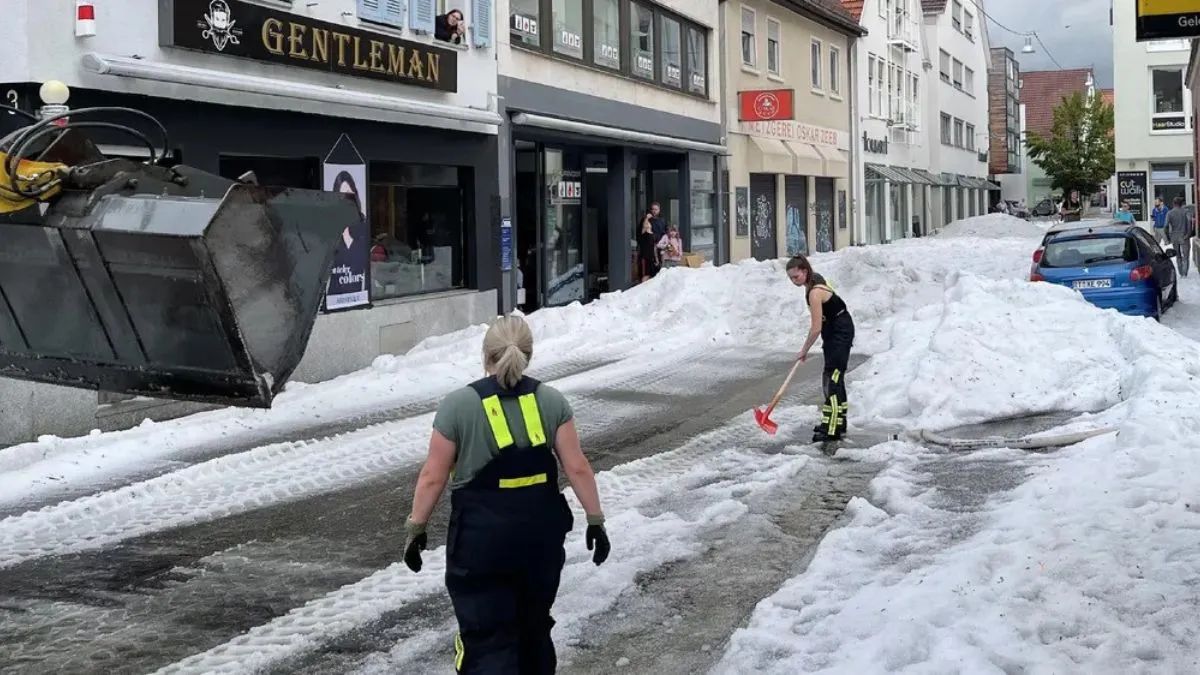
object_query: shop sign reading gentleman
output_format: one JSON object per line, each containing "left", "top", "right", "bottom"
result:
{"left": 1135, "top": 0, "right": 1200, "bottom": 41}
{"left": 160, "top": 0, "right": 457, "bottom": 93}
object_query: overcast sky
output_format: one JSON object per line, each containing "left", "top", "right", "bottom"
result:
{"left": 982, "top": 0, "right": 1114, "bottom": 88}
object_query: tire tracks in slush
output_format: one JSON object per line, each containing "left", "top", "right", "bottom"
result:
{"left": 0, "top": 350, "right": 844, "bottom": 674}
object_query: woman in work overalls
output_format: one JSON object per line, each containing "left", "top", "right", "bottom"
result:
{"left": 403, "top": 315, "right": 611, "bottom": 673}
{"left": 787, "top": 255, "right": 855, "bottom": 442}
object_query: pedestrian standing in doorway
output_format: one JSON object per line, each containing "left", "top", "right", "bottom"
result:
{"left": 657, "top": 224, "right": 684, "bottom": 268}
{"left": 637, "top": 218, "right": 660, "bottom": 282}
{"left": 643, "top": 202, "right": 667, "bottom": 242}
{"left": 1167, "top": 196, "right": 1194, "bottom": 277}
{"left": 787, "top": 255, "right": 855, "bottom": 443}
{"left": 403, "top": 315, "right": 611, "bottom": 673}
{"left": 1152, "top": 197, "right": 1169, "bottom": 243}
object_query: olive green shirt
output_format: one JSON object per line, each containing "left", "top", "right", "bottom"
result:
{"left": 433, "top": 382, "right": 575, "bottom": 490}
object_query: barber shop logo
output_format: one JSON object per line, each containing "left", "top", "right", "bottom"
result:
{"left": 753, "top": 92, "right": 782, "bottom": 120}
{"left": 200, "top": 0, "right": 242, "bottom": 51}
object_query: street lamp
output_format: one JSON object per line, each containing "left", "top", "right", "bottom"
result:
{"left": 1022, "top": 36, "right": 1035, "bottom": 54}
{"left": 38, "top": 80, "right": 71, "bottom": 127}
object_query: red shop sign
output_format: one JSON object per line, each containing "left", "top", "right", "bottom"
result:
{"left": 738, "top": 89, "right": 795, "bottom": 122}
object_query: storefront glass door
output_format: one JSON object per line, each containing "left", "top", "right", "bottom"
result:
{"left": 815, "top": 178, "right": 835, "bottom": 252}
{"left": 543, "top": 148, "right": 585, "bottom": 307}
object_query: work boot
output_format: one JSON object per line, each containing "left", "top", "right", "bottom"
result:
{"left": 812, "top": 428, "right": 845, "bottom": 443}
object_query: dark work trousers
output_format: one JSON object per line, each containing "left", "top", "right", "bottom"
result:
{"left": 445, "top": 487, "right": 573, "bottom": 674}
{"left": 820, "top": 313, "right": 855, "bottom": 437}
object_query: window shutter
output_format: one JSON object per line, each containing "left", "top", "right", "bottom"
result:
{"left": 357, "top": 0, "right": 383, "bottom": 23}
{"left": 472, "top": 0, "right": 492, "bottom": 48}
{"left": 382, "top": 0, "right": 406, "bottom": 27}
{"left": 409, "top": 0, "right": 435, "bottom": 33}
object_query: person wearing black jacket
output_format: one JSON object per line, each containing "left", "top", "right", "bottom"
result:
{"left": 788, "top": 255, "right": 855, "bottom": 442}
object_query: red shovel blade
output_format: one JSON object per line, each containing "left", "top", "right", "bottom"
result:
{"left": 754, "top": 407, "right": 779, "bottom": 435}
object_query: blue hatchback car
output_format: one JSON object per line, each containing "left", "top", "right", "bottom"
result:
{"left": 1030, "top": 221, "right": 1179, "bottom": 319}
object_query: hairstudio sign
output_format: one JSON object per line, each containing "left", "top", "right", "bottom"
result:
{"left": 160, "top": 0, "right": 458, "bottom": 93}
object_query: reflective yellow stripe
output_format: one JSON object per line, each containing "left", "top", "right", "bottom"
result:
{"left": 455, "top": 633, "right": 465, "bottom": 671}
{"left": 828, "top": 395, "right": 840, "bottom": 435}
{"left": 498, "top": 473, "right": 548, "bottom": 489}
{"left": 831, "top": 369, "right": 841, "bottom": 384}
{"left": 518, "top": 394, "right": 546, "bottom": 446}
{"left": 481, "top": 395, "right": 514, "bottom": 449}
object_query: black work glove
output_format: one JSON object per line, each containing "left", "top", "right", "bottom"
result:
{"left": 585, "top": 515, "right": 610, "bottom": 566}
{"left": 404, "top": 518, "right": 427, "bottom": 573}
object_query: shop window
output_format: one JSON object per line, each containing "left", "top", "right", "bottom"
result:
{"left": 1152, "top": 68, "right": 1188, "bottom": 132}
{"left": 632, "top": 2, "right": 656, "bottom": 80}
{"left": 661, "top": 16, "right": 683, "bottom": 88}
{"left": 687, "top": 26, "right": 707, "bottom": 95}
{"left": 593, "top": 0, "right": 620, "bottom": 69}
{"left": 691, "top": 163, "right": 716, "bottom": 251}
{"left": 543, "top": 148, "right": 584, "bottom": 306}
{"left": 940, "top": 113, "right": 952, "bottom": 145}
{"left": 367, "top": 163, "right": 467, "bottom": 301}
{"left": 766, "top": 18, "right": 781, "bottom": 76}
{"left": 740, "top": 6, "right": 756, "bottom": 68}
{"left": 811, "top": 39, "right": 822, "bottom": 90}
{"left": 552, "top": 0, "right": 584, "bottom": 59}
{"left": 510, "top": 0, "right": 541, "bottom": 48}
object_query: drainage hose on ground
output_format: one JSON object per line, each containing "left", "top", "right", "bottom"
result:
{"left": 913, "top": 426, "right": 1117, "bottom": 451}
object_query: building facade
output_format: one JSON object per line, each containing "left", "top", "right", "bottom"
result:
{"left": 1020, "top": 68, "right": 1095, "bottom": 208}
{"left": 842, "top": 0, "right": 938, "bottom": 245}
{"left": 498, "top": 0, "right": 724, "bottom": 311}
{"left": 988, "top": 46, "right": 1023, "bottom": 205}
{"left": 722, "top": 0, "right": 863, "bottom": 261}
{"left": 921, "top": 0, "right": 996, "bottom": 228}
{"left": 1113, "top": 9, "right": 1195, "bottom": 220}
{"left": 0, "top": 0, "right": 505, "bottom": 443}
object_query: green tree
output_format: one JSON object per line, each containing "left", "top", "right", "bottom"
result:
{"left": 1025, "top": 91, "right": 1115, "bottom": 199}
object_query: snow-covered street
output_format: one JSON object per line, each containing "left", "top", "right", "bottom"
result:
{"left": 3, "top": 215, "right": 1200, "bottom": 673}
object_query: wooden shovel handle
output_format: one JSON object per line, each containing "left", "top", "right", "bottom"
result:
{"left": 765, "top": 357, "right": 804, "bottom": 412}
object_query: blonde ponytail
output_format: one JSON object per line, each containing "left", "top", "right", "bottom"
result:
{"left": 482, "top": 315, "right": 533, "bottom": 389}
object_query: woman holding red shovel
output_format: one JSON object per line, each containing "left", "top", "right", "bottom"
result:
{"left": 787, "top": 255, "right": 855, "bottom": 442}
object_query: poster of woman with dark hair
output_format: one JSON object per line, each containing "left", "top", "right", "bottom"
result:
{"left": 322, "top": 149, "right": 371, "bottom": 311}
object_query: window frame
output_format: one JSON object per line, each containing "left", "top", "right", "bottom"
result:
{"left": 829, "top": 45, "right": 841, "bottom": 97}
{"left": 964, "top": 10, "right": 974, "bottom": 40}
{"left": 810, "top": 38, "right": 823, "bottom": 92}
{"left": 868, "top": 54, "right": 879, "bottom": 116}
{"left": 965, "top": 122, "right": 975, "bottom": 151}
{"left": 951, "top": 0, "right": 962, "bottom": 31}
{"left": 952, "top": 58, "right": 963, "bottom": 89}
{"left": 964, "top": 66, "right": 974, "bottom": 96}
{"left": 941, "top": 112, "right": 952, "bottom": 145}
{"left": 766, "top": 17, "right": 782, "bottom": 76}
{"left": 741, "top": 5, "right": 757, "bottom": 68}
{"left": 939, "top": 49, "right": 951, "bottom": 83}
{"left": 1150, "top": 66, "right": 1191, "bottom": 134}
{"left": 954, "top": 118, "right": 965, "bottom": 148}
{"left": 509, "top": 0, "right": 710, "bottom": 100}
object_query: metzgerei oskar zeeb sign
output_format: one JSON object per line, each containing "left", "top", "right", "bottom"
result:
{"left": 1136, "top": 0, "right": 1200, "bottom": 41}
{"left": 160, "top": 0, "right": 457, "bottom": 93}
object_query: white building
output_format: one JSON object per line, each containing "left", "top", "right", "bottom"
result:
{"left": 845, "top": 0, "right": 932, "bottom": 244}
{"left": 843, "top": 0, "right": 993, "bottom": 244}
{"left": 920, "top": 0, "right": 995, "bottom": 228}
{"left": 1113, "top": 12, "right": 1195, "bottom": 216}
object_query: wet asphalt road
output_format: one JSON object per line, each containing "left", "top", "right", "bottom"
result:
{"left": 0, "top": 349, "right": 871, "bottom": 674}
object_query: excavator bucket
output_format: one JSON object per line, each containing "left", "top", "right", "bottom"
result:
{"left": 0, "top": 107, "right": 356, "bottom": 408}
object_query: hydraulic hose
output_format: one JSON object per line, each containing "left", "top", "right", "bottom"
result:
{"left": 915, "top": 426, "right": 1116, "bottom": 451}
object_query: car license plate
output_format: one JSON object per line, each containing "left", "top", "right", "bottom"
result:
{"left": 1073, "top": 279, "right": 1113, "bottom": 290}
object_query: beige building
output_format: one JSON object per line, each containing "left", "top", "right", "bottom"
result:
{"left": 723, "top": 0, "right": 865, "bottom": 261}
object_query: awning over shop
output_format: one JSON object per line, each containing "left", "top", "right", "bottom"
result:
{"left": 865, "top": 163, "right": 908, "bottom": 182}
{"left": 955, "top": 175, "right": 994, "bottom": 189}
{"left": 815, "top": 146, "right": 849, "bottom": 177}
{"left": 783, "top": 141, "right": 824, "bottom": 176}
{"left": 912, "top": 169, "right": 948, "bottom": 185}
{"left": 894, "top": 167, "right": 935, "bottom": 185}
{"left": 981, "top": 179, "right": 1002, "bottom": 190}
{"left": 746, "top": 135, "right": 795, "bottom": 174}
